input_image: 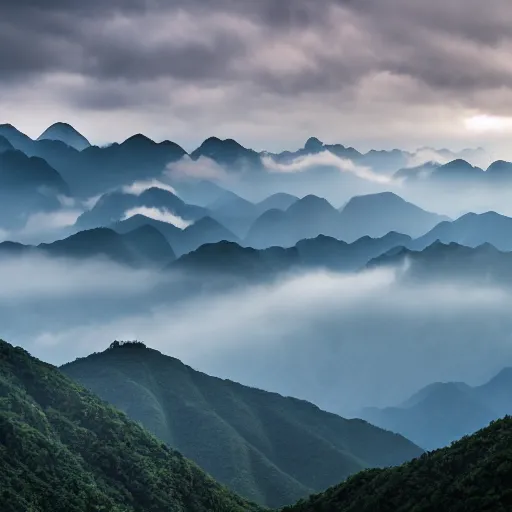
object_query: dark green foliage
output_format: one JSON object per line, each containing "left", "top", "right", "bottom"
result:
{"left": 283, "top": 417, "right": 512, "bottom": 512}
{"left": 0, "top": 339, "right": 263, "bottom": 512}
{"left": 61, "top": 344, "right": 422, "bottom": 508}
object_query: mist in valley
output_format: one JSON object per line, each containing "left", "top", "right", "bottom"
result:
{"left": 2, "top": 252, "right": 511, "bottom": 419}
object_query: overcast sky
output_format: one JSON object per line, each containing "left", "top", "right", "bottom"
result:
{"left": 3, "top": 0, "right": 512, "bottom": 155}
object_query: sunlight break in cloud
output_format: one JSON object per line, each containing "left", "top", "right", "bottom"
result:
{"left": 262, "top": 151, "right": 393, "bottom": 184}
{"left": 122, "top": 206, "right": 193, "bottom": 229}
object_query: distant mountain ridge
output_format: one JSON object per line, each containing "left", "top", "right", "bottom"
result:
{"left": 61, "top": 343, "right": 422, "bottom": 507}
{"left": 368, "top": 240, "right": 512, "bottom": 283}
{"left": 283, "top": 416, "right": 512, "bottom": 512}
{"left": 245, "top": 192, "right": 444, "bottom": 248}
{"left": 37, "top": 122, "right": 91, "bottom": 151}
{"left": 360, "top": 367, "right": 512, "bottom": 450}
{"left": 0, "top": 226, "right": 176, "bottom": 267}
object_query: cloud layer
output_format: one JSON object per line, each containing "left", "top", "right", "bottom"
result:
{"left": 3, "top": 0, "right": 512, "bottom": 155}
{"left": 4, "top": 256, "right": 512, "bottom": 416}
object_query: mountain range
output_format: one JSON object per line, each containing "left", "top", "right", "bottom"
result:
{"left": 3, "top": 338, "right": 511, "bottom": 512}
{"left": 245, "top": 192, "right": 445, "bottom": 248}
{"left": 360, "top": 367, "right": 512, "bottom": 450}
{"left": 0, "top": 226, "right": 175, "bottom": 267}
{"left": 0, "top": 123, "right": 498, "bottom": 200}
{"left": 368, "top": 241, "right": 512, "bottom": 283}
{"left": 61, "top": 343, "right": 422, "bottom": 507}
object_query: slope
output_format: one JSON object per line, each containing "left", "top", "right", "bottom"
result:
{"left": 0, "top": 339, "right": 262, "bottom": 512}
{"left": 411, "top": 211, "right": 512, "bottom": 251}
{"left": 283, "top": 416, "right": 512, "bottom": 512}
{"left": 61, "top": 343, "right": 423, "bottom": 508}
{"left": 339, "top": 192, "right": 449, "bottom": 242}
{"left": 37, "top": 122, "right": 91, "bottom": 151}
{"left": 360, "top": 368, "right": 512, "bottom": 450}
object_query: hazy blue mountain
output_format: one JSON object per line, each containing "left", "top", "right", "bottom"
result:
{"left": 254, "top": 193, "right": 299, "bottom": 215}
{"left": 190, "top": 137, "right": 262, "bottom": 170}
{"left": 207, "top": 190, "right": 259, "bottom": 237}
{"left": 172, "top": 231, "right": 410, "bottom": 279}
{"left": 396, "top": 159, "right": 486, "bottom": 184}
{"left": 0, "top": 149, "right": 69, "bottom": 195}
{"left": 0, "top": 150, "right": 70, "bottom": 230}
{"left": 368, "top": 241, "right": 512, "bottom": 283}
{"left": 485, "top": 160, "right": 512, "bottom": 181}
{"left": 295, "top": 232, "right": 412, "bottom": 271}
{"left": 0, "top": 128, "right": 187, "bottom": 196}
{"left": 360, "top": 367, "right": 512, "bottom": 450}
{"left": 0, "top": 339, "right": 262, "bottom": 512}
{"left": 37, "top": 122, "right": 91, "bottom": 151}
{"left": 0, "top": 135, "right": 14, "bottom": 153}
{"left": 76, "top": 187, "right": 207, "bottom": 230}
{"left": 111, "top": 214, "right": 239, "bottom": 257}
{"left": 0, "top": 124, "right": 35, "bottom": 154}
{"left": 179, "top": 216, "right": 240, "bottom": 256}
{"left": 339, "top": 192, "right": 449, "bottom": 242}
{"left": 283, "top": 416, "right": 512, "bottom": 512}
{"left": 269, "top": 138, "right": 363, "bottom": 164}
{"left": 411, "top": 211, "right": 512, "bottom": 251}
{"left": 111, "top": 213, "right": 183, "bottom": 248}
{"left": 172, "top": 241, "right": 300, "bottom": 279}
{"left": 62, "top": 342, "right": 422, "bottom": 507}
{"left": 246, "top": 195, "right": 340, "bottom": 249}
{"left": 173, "top": 179, "right": 228, "bottom": 207}
{"left": 35, "top": 226, "right": 176, "bottom": 267}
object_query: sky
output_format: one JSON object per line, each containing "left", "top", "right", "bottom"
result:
{"left": 3, "top": 0, "right": 512, "bottom": 155}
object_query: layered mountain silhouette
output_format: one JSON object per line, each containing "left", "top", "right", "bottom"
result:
{"left": 0, "top": 226, "right": 175, "bottom": 267}
{"left": 396, "top": 158, "right": 512, "bottom": 185}
{"left": 360, "top": 367, "right": 512, "bottom": 451}
{"left": 0, "top": 134, "right": 14, "bottom": 153}
{"left": 368, "top": 241, "right": 512, "bottom": 283}
{"left": 245, "top": 192, "right": 441, "bottom": 249}
{"left": 61, "top": 343, "right": 422, "bottom": 507}
{"left": 283, "top": 416, "right": 512, "bottom": 512}
{"left": 191, "top": 137, "right": 262, "bottom": 170}
{"left": 0, "top": 149, "right": 69, "bottom": 195}
{"left": 0, "top": 125, "right": 187, "bottom": 196}
{"left": 76, "top": 187, "right": 207, "bottom": 230}
{"left": 172, "top": 241, "right": 300, "bottom": 279}
{"left": 295, "top": 232, "right": 412, "bottom": 271}
{"left": 37, "top": 122, "right": 91, "bottom": 151}
{"left": 112, "top": 214, "right": 240, "bottom": 257}
{"left": 411, "top": 211, "right": 512, "bottom": 251}
{"left": 246, "top": 195, "right": 340, "bottom": 249}
{"left": 208, "top": 190, "right": 260, "bottom": 237}
{"left": 171, "top": 232, "right": 413, "bottom": 279}
{"left": 338, "top": 192, "right": 448, "bottom": 242}
{"left": 254, "top": 192, "right": 299, "bottom": 215}
{"left": 0, "top": 339, "right": 262, "bottom": 512}
{"left": 0, "top": 149, "right": 70, "bottom": 229}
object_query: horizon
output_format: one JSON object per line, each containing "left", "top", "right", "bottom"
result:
{"left": 3, "top": 1, "right": 512, "bottom": 159}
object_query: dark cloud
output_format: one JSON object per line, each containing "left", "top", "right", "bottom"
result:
{"left": 3, "top": 0, "right": 512, "bottom": 152}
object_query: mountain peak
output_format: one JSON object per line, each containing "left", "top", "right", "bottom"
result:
{"left": 37, "top": 122, "right": 90, "bottom": 151}
{"left": 304, "top": 137, "right": 324, "bottom": 152}
{"left": 121, "top": 133, "right": 156, "bottom": 146}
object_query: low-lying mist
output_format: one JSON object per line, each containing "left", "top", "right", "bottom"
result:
{"left": 2, "top": 254, "right": 512, "bottom": 416}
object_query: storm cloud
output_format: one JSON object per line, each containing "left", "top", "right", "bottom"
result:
{"left": 3, "top": 0, "right": 512, "bottom": 154}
